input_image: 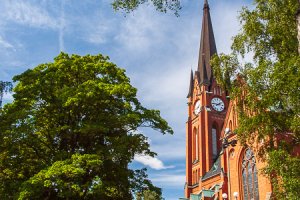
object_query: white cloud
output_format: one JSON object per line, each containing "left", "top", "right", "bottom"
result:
{"left": 151, "top": 174, "right": 186, "bottom": 187}
{"left": 0, "top": 36, "right": 15, "bottom": 50}
{"left": 83, "top": 17, "right": 114, "bottom": 45}
{"left": 1, "top": 0, "right": 58, "bottom": 29}
{"left": 212, "top": 1, "right": 244, "bottom": 55}
{"left": 151, "top": 139, "right": 186, "bottom": 160}
{"left": 86, "top": 26, "right": 109, "bottom": 44}
{"left": 115, "top": 6, "right": 169, "bottom": 51}
{"left": 134, "top": 154, "right": 174, "bottom": 170}
{"left": 138, "top": 65, "right": 189, "bottom": 103}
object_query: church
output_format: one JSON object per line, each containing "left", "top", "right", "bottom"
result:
{"left": 181, "top": 1, "right": 273, "bottom": 199}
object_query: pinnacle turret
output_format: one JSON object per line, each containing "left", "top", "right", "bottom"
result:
{"left": 187, "top": 69, "right": 194, "bottom": 98}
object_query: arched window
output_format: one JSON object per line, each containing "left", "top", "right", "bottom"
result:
{"left": 195, "top": 131, "right": 198, "bottom": 160}
{"left": 242, "top": 149, "right": 260, "bottom": 200}
{"left": 193, "top": 128, "right": 198, "bottom": 161}
{"left": 212, "top": 125, "right": 218, "bottom": 160}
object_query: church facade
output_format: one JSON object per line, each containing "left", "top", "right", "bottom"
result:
{"left": 181, "top": 1, "right": 273, "bottom": 199}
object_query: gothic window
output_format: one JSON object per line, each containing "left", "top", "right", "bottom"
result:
{"left": 195, "top": 131, "right": 198, "bottom": 160}
{"left": 242, "top": 149, "right": 260, "bottom": 200}
{"left": 193, "top": 128, "right": 198, "bottom": 162}
{"left": 212, "top": 126, "right": 217, "bottom": 160}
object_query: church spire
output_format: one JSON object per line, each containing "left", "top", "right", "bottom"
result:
{"left": 198, "top": 0, "right": 217, "bottom": 85}
{"left": 187, "top": 69, "right": 194, "bottom": 98}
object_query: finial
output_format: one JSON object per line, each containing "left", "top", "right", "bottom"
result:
{"left": 204, "top": 0, "right": 209, "bottom": 9}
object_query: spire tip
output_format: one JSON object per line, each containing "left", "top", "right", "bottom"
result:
{"left": 204, "top": 0, "right": 209, "bottom": 9}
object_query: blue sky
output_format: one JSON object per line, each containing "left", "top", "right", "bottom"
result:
{"left": 0, "top": 0, "right": 252, "bottom": 199}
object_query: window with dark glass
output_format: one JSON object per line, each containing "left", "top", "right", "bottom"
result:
{"left": 196, "top": 131, "right": 198, "bottom": 160}
{"left": 193, "top": 128, "right": 198, "bottom": 162}
{"left": 212, "top": 126, "right": 218, "bottom": 160}
{"left": 242, "top": 148, "right": 259, "bottom": 200}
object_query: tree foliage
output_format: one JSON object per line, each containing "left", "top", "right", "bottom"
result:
{"left": 264, "top": 149, "right": 300, "bottom": 200}
{"left": 136, "top": 189, "right": 163, "bottom": 200}
{"left": 111, "top": 0, "right": 181, "bottom": 16}
{"left": 211, "top": 0, "right": 300, "bottom": 198}
{"left": 0, "top": 53, "right": 172, "bottom": 199}
{"left": 132, "top": 168, "right": 163, "bottom": 200}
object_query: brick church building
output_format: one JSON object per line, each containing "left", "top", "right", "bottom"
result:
{"left": 181, "top": 1, "right": 274, "bottom": 199}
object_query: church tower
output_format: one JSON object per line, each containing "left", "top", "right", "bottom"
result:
{"left": 185, "top": 0, "right": 229, "bottom": 198}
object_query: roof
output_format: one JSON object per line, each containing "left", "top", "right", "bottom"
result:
{"left": 189, "top": 189, "right": 215, "bottom": 200}
{"left": 201, "top": 156, "right": 221, "bottom": 181}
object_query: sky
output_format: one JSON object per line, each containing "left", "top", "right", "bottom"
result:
{"left": 0, "top": 0, "right": 252, "bottom": 199}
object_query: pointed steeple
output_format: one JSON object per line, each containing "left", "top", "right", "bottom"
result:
{"left": 198, "top": 0, "right": 217, "bottom": 85}
{"left": 201, "top": 58, "right": 209, "bottom": 85}
{"left": 187, "top": 69, "right": 194, "bottom": 98}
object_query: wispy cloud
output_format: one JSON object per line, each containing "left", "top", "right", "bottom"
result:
{"left": 212, "top": 1, "right": 244, "bottom": 55}
{"left": 1, "top": 0, "right": 58, "bottom": 29}
{"left": 0, "top": 36, "right": 15, "bottom": 50}
{"left": 134, "top": 154, "right": 174, "bottom": 170}
{"left": 151, "top": 139, "right": 186, "bottom": 160}
{"left": 81, "top": 15, "right": 114, "bottom": 45}
{"left": 115, "top": 6, "right": 168, "bottom": 51}
{"left": 151, "top": 173, "right": 186, "bottom": 187}
{"left": 86, "top": 23, "right": 111, "bottom": 45}
{"left": 138, "top": 65, "right": 189, "bottom": 104}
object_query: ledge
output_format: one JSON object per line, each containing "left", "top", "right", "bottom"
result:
{"left": 187, "top": 183, "right": 199, "bottom": 189}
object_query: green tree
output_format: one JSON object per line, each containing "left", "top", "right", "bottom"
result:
{"left": 136, "top": 189, "right": 163, "bottom": 200}
{"left": 111, "top": 0, "right": 181, "bottom": 16}
{"left": 0, "top": 53, "right": 172, "bottom": 199}
{"left": 0, "top": 81, "right": 13, "bottom": 108}
{"left": 132, "top": 168, "right": 163, "bottom": 200}
{"left": 212, "top": 0, "right": 300, "bottom": 198}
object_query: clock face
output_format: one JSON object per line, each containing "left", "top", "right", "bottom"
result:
{"left": 211, "top": 97, "right": 225, "bottom": 112}
{"left": 194, "top": 100, "right": 201, "bottom": 115}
